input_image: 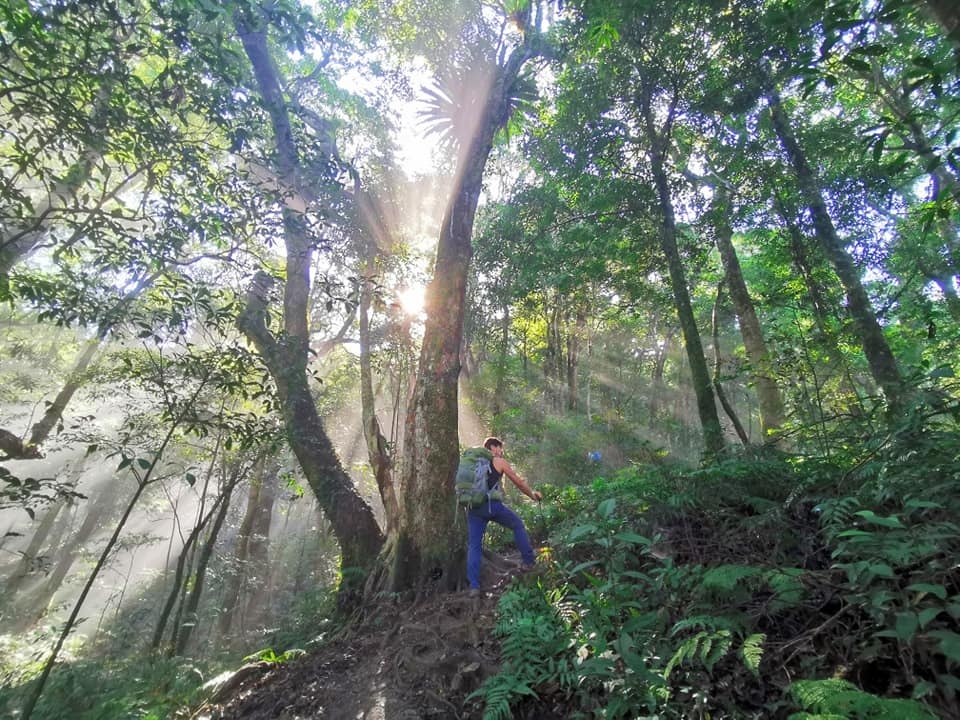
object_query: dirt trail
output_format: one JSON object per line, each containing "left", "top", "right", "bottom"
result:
{"left": 195, "top": 552, "right": 528, "bottom": 720}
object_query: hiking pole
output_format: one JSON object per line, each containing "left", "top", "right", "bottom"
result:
{"left": 537, "top": 498, "right": 547, "bottom": 539}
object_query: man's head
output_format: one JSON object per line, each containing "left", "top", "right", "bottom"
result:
{"left": 483, "top": 437, "right": 503, "bottom": 451}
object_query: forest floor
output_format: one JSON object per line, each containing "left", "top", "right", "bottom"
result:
{"left": 191, "top": 551, "right": 529, "bottom": 720}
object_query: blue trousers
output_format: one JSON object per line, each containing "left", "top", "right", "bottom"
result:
{"left": 466, "top": 500, "right": 535, "bottom": 589}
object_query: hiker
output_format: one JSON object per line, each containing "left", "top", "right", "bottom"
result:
{"left": 466, "top": 436, "right": 543, "bottom": 593}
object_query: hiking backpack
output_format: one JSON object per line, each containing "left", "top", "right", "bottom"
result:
{"left": 455, "top": 447, "right": 503, "bottom": 507}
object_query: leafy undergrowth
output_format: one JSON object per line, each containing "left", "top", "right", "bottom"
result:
{"left": 9, "top": 424, "right": 958, "bottom": 720}
{"left": 473, "top": 425, "right": 960, "bottom": 719}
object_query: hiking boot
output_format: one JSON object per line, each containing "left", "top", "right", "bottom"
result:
{"left": 467, "top": 587, "right": 482, "bottom": 598}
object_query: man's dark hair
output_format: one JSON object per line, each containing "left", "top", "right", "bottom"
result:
{"left": 483, "top": 437, "right": 502, "bottom": 450}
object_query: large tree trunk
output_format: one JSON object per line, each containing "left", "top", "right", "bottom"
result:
{"left": 712, "top": 187, "right": 786, "bottom": 440}
{"left": 567, "top": 307, "right": 585, "bottom": 412}
{"left": 380, "top": 36, "right": 542, "bottom": 595}
{"left": 545, "top": 296, "right": 565, "bottom": 411}
{"left": 643, "top": 119, "right": 725, "bottom": 456}
{"left": 235, "top": 13, "right": 383, "bottom": 596}
{"left": 775, "top": 196, "right": 868, "bottom": 411}
{"left": 765, "top": 85, "right": 906, "bottom": 410}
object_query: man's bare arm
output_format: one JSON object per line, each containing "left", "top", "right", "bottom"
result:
{"left": 495, "top": 458, "right": 543, "bottom": 501}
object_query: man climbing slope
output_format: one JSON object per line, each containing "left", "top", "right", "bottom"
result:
{"left": 467, "top": 436, "right": 543, "bottom": 594}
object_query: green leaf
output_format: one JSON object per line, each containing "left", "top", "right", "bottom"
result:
{"left": 918, "top": 607, "right": 942, "bottom": 629}
{"left": 568, "top": 524, "right": 598, "bottom": 542}
{"left": 137, "top": 458, "right": 152, "bottom": 470}
{"left": 841, "top": 56, "right": 872, "bottom": 73}
{"left": 906, "top": 583, "right": 948, "bottom": 600}
{"left": 853, "top": 510, "right": 903, "bottom": 528}
{"left": 868, "top": 562, "right": 896, "bottom": 579}
{"left": 926, "top": 630, "right": 960, "bottom": 662}
{"left": 569, "top": 559, "right": 600, "bottom": 574}
{"left": 613, "top": 531, "right": 651, "bottom": 546}
{"left": 895, "top": 612, "right": 919, "bottom": 641}
{"left": 741, "top": 633, "right": 765, "bottom": 675}
{"left": 597, "top": 498, "right": 616, "bottom": 519}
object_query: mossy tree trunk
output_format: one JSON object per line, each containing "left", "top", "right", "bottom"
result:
{"left": 234, "top": 11, "right": 383, "bottom": 596}
{"left": 376, "top": 33, "right": 544, "bottom": 595}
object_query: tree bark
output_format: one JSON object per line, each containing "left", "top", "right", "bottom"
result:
{"left": 639, "top": 85, "right": 725, "bottom": 456}
{"left": 922, "top": 0, "right": 960, "bottom": 44}
{"left": 766, "top": 85, "right": 906, "bottom": 410}
{"left": 152, "top": 458, "right": 240, "bottom": 652}
{"left": 218, "top": 457, "right": 267, "bottom": 641}
{"left": 235, "top": 13, "right": 383, "bottom": 596}
{"left": 712, "top": 186, "right": 786, "bottom": 440}
{"left": 382, "top": 34, "right": 543, "bottom": 595}
{"left": 28, "top": 339, "right": 100, "bottom": 448}
{"left": 239, "top": 461, "right": 278, "bottom": 635}
{"left": 1, "top": 503, "right": 63, "bottom": 604}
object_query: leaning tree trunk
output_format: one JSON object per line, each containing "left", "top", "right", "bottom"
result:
{"left": 711, "top": 187, "right": 786, "bottom": 440}
{"left": 380, "top": 36, "right": 542, "bottom": 595}
{"left": 645, "top": 130, "right": 725, "bottom": 457}
{"left": 234, "top": 12, "right": 383, "bottom": 597}
{"left": 765, "top": 85, "right": 906, "bottom": 411}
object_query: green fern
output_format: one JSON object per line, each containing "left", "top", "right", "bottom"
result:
{"left": 740, "top": 633, "right": 765, "bottom": 676}
{"left": 789, "top": 679, "right": 937, "bottom": 719}
{"left": 669, "top": 614, "right": 741, "bottom": 635}
{"left": 664, "top": 630, "right": 733, "bottom": 677}
{"left": 766, "top": 568, "right": 807, "bottom": 609}
{"left": 702, "top": 564, "right": 763, "bottom": 594}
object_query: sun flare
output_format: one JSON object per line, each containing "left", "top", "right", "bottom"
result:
{"left": 397, "top": 284, "right": 426, "bottom": 316}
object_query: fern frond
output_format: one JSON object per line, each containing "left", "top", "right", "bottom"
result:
{"left": 740, "top": 633, "right": 765, "bottom": 675}
{"left": 702, "top": 564, "right": 763, "bottom": 593}
{"left": 670, "top": 614, "right": 740, "bottom": 636}
{"left": 704, "top": 631, "right": 732, "bottom": 672}
{"left": 666, "top": 629, "right": 734, "bottom": 677}
{"left": 790, "top": 679, "right": 937, "bottom": 719}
